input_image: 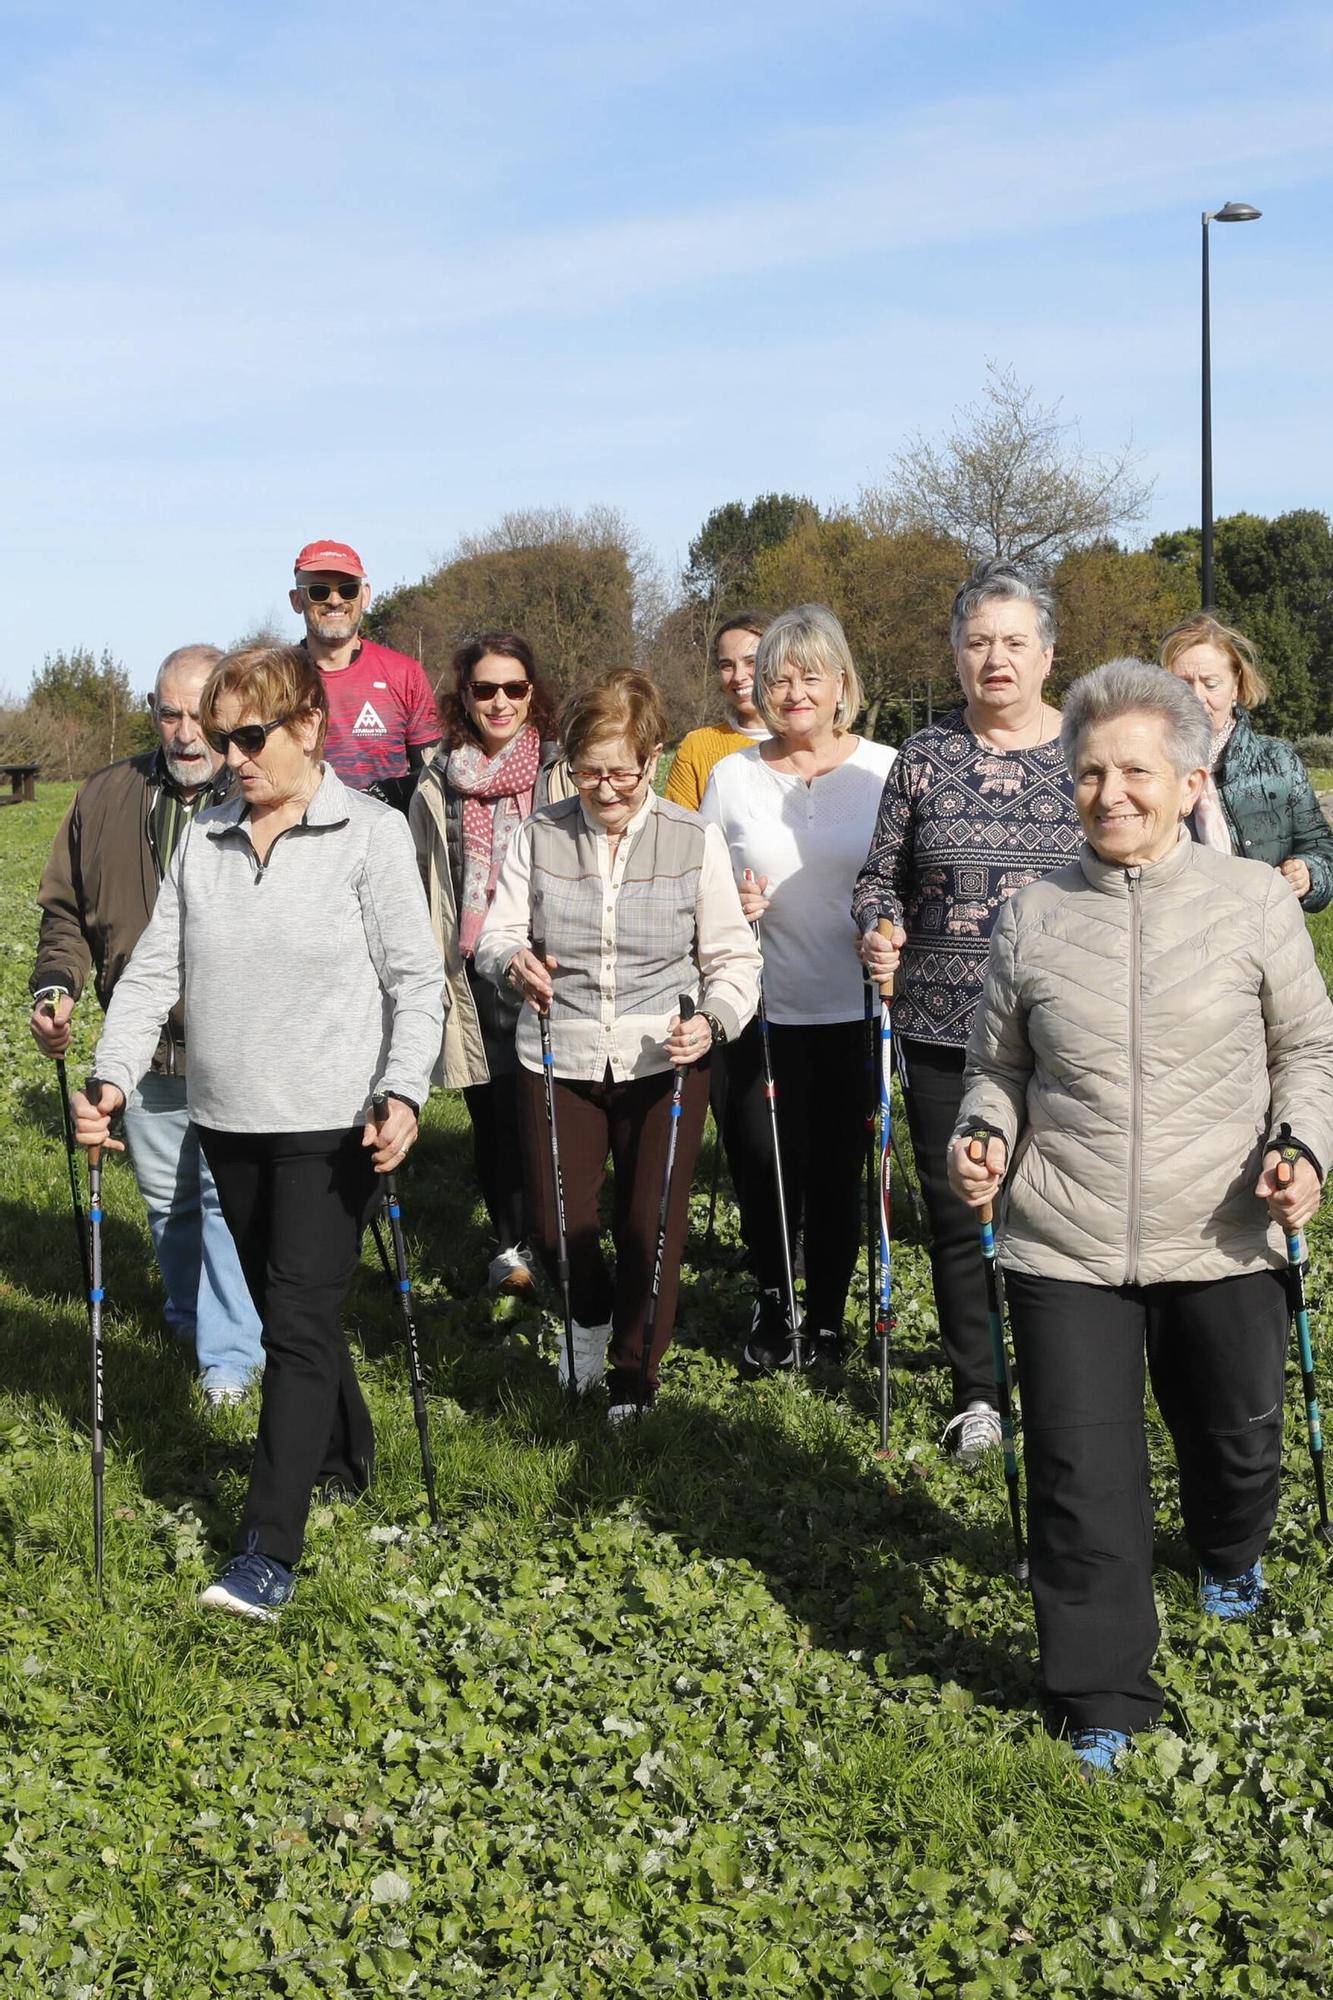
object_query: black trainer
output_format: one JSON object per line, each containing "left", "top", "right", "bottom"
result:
{"left": 743, "top": 1288, "right": 807, "bottom": 1373}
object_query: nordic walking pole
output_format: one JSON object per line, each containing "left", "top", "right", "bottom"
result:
{"left": 966, "top": 1125, "right": 1028, "bottom": 1584}
{"left": 752, "top": 922, "right": 803, "bottom": 1371}
{"left": 84, "top": 1079, "right": 107, "bottom": 1597}
{"left": 372, "top": 1102, "right": 440, "bottom": 1527}
{"left": 637, "top": 996, "right": 696, "bottom": 1417}
{"left": 861, "top": 968, "right": 878, "bottom": 1365}
{"left": 702, "top": 1065, "right": 726, "bottom": 1260}
{"left": 537, "top": 996, "right": 578, "bottom": 1400}
{"left": 874, "top": 923, "right": 894, "bottom": 1457}
{"left": 43, "top": 996, "right": 91, "bottom": 1297}
{"left": 368, "top": 1213, "right": 396, "bottom": 1284}
{"left": 1275, "top": 1146, "right": 1332, "bottom": 1545}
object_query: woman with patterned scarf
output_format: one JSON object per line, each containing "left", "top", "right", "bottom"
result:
{"left": 410, "top": 634, "right": 572, "bottom": 1294}
{"left": 1160, "top": 613, "right": 1333, "bottom": 912}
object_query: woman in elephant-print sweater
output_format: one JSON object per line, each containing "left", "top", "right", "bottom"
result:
{"left": 1161, "top": 612, "right": 1333, "bottom": 912}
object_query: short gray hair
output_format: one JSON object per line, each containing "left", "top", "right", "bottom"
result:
{"left": 950, "top": 558, "right": 1056, "bottom": 653}
{"left": 755, "top": 603, "right": 863, "bottom": 733}
{"left": 1060, "top": 659, "right": 1213, "bottom": 778}
{"left": 154, "top": 645, "right": 223, "bottom": 698}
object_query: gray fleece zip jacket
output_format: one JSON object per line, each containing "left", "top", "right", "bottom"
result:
{"left": 93, "top": 765, "right": 444, "bottom": 1132}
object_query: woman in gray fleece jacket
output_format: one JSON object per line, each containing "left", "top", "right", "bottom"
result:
{"left": 73, "top": 647, "right": 444, "bottom": 1622}
{"left": 949, "top": 660, "right": 1333, "bottom": 1775}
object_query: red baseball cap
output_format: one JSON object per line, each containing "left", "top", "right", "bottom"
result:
{"left": 293, "top": 539, "right": 365, "bottom": 578}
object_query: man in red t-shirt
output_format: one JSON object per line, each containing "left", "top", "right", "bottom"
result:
{"left": 289, "top": 538, "right": 440, "bottom": 810}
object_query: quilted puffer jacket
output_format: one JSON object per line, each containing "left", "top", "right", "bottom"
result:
{"left": 954, "top": 830, "right": 1333, "bottom": 1286}
{"left": 1203, "top": 707, "right": 1333, "bottom": 913}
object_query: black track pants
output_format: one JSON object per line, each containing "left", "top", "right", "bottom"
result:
{"left": 199, "top": 1125, "right": 381, "bottom": 1569}
{"left": 896, "top": 1037, "right": 995, "bottom": 1411}
{"left": 1005, "top": 1268, "right": 1287, "bottom": 1735}
{"left": 726, "top": 1018, "right": 867, "bottom": 1332}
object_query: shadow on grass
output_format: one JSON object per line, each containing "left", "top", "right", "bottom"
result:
{"left": 435, "top": 1315, "right": 1030, "bottom": 1708}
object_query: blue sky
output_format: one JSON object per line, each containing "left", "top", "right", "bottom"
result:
{"left": 2, "top": 0, "right": 1330, "bottom": 693}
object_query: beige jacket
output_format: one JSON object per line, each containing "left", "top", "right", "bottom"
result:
{"left": 954, "top": 831, "right": 1333, "bottom": 1286}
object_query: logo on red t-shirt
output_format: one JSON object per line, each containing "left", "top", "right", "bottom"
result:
{"left": 353, "top": 701, "right": 388, "bottom": 736}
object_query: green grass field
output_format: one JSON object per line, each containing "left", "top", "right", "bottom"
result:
{"left": 2, "top": 787, "right": 1332, "bottom": 1997}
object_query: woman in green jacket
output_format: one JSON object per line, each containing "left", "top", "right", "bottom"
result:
{"left": 1160, "top": 613, "right": 1333, "bottom": 912}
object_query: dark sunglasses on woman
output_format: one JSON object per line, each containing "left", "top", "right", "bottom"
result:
{"left": 469, "top": 680, "right": 532, "bottom": 702}
{"left": 205, "top": 716, "right": 293, "bottom": 757}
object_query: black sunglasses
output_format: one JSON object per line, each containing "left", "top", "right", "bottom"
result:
{"left": 204, "top": 715, "right": 293, "bottom": 757}
{"left": 469, "top": 679, "right": 532, "bottom": 702}
{"left": 302, "top": 580, "right": 361, "bottom": 603}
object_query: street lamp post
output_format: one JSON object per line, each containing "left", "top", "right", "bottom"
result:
{"left": 1201, "top": 201, "right": 1261, "bottom": 608}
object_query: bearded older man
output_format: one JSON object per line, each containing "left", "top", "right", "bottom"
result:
{"left": 28, "top": 643, "right": 263, "bottom": 1403}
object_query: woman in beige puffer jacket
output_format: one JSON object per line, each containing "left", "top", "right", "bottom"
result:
{"left": 950, "top": 659, "right": 1333, "bottom": 1774}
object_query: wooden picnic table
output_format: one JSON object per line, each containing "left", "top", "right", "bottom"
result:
{"left": 0, "top": 762, "right": 39, "bottom": 804}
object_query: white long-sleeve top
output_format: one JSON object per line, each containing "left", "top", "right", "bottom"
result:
{"left": 699, "top": 737, "right": 896, "bottom": 1026}
{"left": 474, "top": 790, "right": 760, "bottom": 1081}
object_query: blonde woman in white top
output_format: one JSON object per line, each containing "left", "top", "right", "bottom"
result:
{"left": 700, "top": 604, "right": 895, "bottom": 1371}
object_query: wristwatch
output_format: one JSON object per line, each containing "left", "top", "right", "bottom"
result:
{"left": 700, "top": 1012, "right": 727, "bottom": 1048}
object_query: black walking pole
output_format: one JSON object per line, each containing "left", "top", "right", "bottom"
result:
{"left": 44, "top": 998, "right": 91, "bottom": 1297}
{"left": 752, "top": 925, "right": 803, "bottom": 1371}
{"left": 966, "top": 1126, "right": 1028, "bottom": 1584}
{"left": 637, "top": 997, "right": 695, "bottom": 1417}
{"left": 537, "top": 1003, "right": 578, "bottom": 1399}
{"left": 702, "top": 1065, "right": 726, "bottom": 1260}
{"left": 372, "top": 1103, "right": 440, "bottom": 1526}
{"left": 1275, "top": 1148, "right": 1332, "bottom": 1545}
{"left": 84, "top": 1080, "right": 107, "bottom": 1596}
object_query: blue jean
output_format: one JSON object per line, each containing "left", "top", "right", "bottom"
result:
{"left": 121, "top": 1073, "right": 264, "bottom": 1393}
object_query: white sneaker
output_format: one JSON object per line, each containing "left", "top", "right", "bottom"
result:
{"left": 556, "top": 1318, "right": 610, "bottom": 1395}
{"left": 941, "top": 1400, "right": 1003, "bottom": 1467}
{"left": 606, "top": 1402, "right": 640, "bottom": 1427}
{"left": 204, "top": 1384, "right": 248, "bottom": 1411}
{"left": 488, "top": 1245, "right": 538, "bottom": 1295}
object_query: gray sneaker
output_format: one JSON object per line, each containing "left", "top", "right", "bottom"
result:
{"left": 941, "top": 1401, "right": 1003, "bottom": 1467}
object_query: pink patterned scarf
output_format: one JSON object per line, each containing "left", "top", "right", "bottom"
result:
{"left": 1194, "top": 711, "right": 1238, "bottom": 853}
{"left": 447, "top": 724, "right": 542, "bottom": 957}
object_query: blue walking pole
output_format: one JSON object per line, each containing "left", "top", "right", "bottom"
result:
{"left": 1275, "top": 1148, "right": 1332, "bottom": 1546}
{"left": 966, "top": 1125, "right": 1028, "bottom": 1584}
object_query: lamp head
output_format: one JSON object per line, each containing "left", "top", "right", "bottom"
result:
{"left": 1209, "top": 201, "right": 1262, "bottom": 223}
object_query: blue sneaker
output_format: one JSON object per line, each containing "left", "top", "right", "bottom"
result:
{"left": 1069, "top": 1727, "right": 1131, "bottom": 1776}
{"left": 199, "top": 1547, "right": 295, "bottom": 1622}
{"left": 1199, "top": 1558, "right": 1264, "bottom": 1619}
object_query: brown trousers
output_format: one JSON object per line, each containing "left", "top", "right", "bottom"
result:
{"left": 518, "top": 1060, "right": 710, "bottom": 1403}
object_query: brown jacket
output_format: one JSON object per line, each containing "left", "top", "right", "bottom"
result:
{"left": 30, "top": 749, "right": 233, "bottom": 1076}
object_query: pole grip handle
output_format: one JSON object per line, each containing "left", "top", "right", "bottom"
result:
{"left": 876, "top": 918, "right": 896, "bottom": 1001}
{"left": 85, "top": 1078, "right": 104, "bottom": 1169}
{"left": 966, "top": 1126, "right": 995, "bottom": 1227}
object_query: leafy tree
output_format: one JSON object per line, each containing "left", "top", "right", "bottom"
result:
{"left": 875, "top": 361, "right": 1152, "bottom": 567}
{"left": 22, "top": 646, "right": 154, "bottom": 773}
{"left": 684, "top": 493, "right": 821, "bottom": 610}
{"left": 367, "top": 508, "right": 636, "bottom": 706}
{"left": 1154, "top": 510, "right": 1333, "bottom": 736}
{"left": 1050, "top": 544, "right": 1198, "bottom": 695}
